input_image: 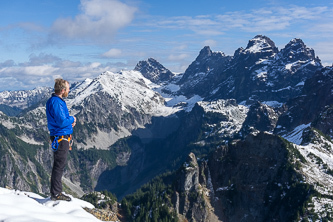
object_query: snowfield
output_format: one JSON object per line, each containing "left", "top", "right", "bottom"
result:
{"left": 0, "top": 187, "right": 106, "bottom": 222}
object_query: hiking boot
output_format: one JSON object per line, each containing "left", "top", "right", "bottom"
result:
{"left": 51, "top": 193, "right": 71, "bottom": 201}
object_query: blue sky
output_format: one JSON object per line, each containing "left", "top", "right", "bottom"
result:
{"left": 0, "top": 0, "right": 333, "bottom": 91}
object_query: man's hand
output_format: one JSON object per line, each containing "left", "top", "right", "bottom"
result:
{"left": 72, "top": 116, "right": 77, "bottom": 127}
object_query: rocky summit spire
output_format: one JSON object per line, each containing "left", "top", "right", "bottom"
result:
{"left": 178, "top": 46, "right": 230, "bottom": 85}
{"left": 196, "top": 46, "right": 212, "bottom": 61}
{"left": 245, "top": 35, "right": 278, "bottom": 54}
{"left": 279, "top": 38, "right": 318, "bottom": 63}
{"left": 134, "top": 58, "right": 174, "bottom": 83}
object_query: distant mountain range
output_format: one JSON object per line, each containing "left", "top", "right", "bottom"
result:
{"left": 0, "top": 35, "right": 333, "bottom": 221}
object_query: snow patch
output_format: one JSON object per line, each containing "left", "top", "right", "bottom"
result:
{"left": 282, "top": 123, "right": 311, "bottom": 145}
{"left": 0, "top": 187, "right": 102, "bottom": 222}
{"left": 198, "top": 100, "right": 249, "bottom": 137}
{"left": 261, "top": 101, "right": 283, "bottom": 108}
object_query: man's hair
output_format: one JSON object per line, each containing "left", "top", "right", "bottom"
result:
{"left": 54, "top": 78, "right": 69, "bottom": 94}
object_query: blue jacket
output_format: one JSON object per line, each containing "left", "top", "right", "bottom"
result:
{"left": 46, "top": 93, "right": 75, "bottom": 136}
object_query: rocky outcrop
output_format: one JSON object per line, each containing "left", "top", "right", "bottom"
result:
{"left": 84, "top": 207, "right": 119, "bottom": 221}
{"left": 134, "top": 58, "right": 174, "bottom": 83}
{"left": 275, "top": 67, "right": 333, "bottom": 135}
{"left": 172, "top": 153, "right": 219, "bottom": 222}
{"left": 169, "top": 133, "right": 314, "bottom": 222}
{"left": 206, "top": 132, "right": 313, "bottom": 222}
{"left": 178, "top": 46, "right": 232, "bottom": 97}
{"left": 240, "top": 101, "right": 281, "bottom": 137}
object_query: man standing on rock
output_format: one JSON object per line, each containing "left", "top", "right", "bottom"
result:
{"left": 46, "top": 78, "right": 76, "bottom": 201}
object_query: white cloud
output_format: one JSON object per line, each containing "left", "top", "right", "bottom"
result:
{"left": 203, "top": 39, "right": 217, "bottom": 47}
{"left": 17, "top": 22, "right": 45, "bottom": 32}
{"left": 145, "top": 5, "right": 331, "bottom": 36}
{"left": 0, "top": 57, "right": 123, "bottom": 91}
{"left": 28, "top": 53, "right": 62, "bottom": 66}
{"left": 173, "top": 44, "right": 188, "bottom": 50}
{"left": 168, "top": 53, "right": 189, "bottom": 61}
{"left": 50, "top": 0, "right": 137, "bottom": 43}
{"left": 102, "top": 48, "right": 122, "bottom": 58}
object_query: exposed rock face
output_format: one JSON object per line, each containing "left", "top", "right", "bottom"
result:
{"left": 235, "top": 35, "right": 279, "bottom": 61}
{"left": 240, "top": 101, "right": 281, "bottom": 136}
{"left": 84, "top": 207, "right": 119, "bottom": 222}
{"left": 134, "top": 58, "right": 174, "bottom": 83}
{"left": 275, "top": 67, "right": 333, "bottom": 135}
{"left": 178, "top": 46, "right": 232, "bottom": 97}
{"left": 207, "top": 133, "right": 312, "bottom": 222}
{"left": 312, "top": 105, "right": 333, "bottom": 139}
{"left": 177, "top": 153, "right": 199, "bottom": 192}
{"left": 171, "top": 133, "right": 313, "bottom": 222}
{"left": 279, "top": 38, "right": 318, "bottom": 64}
{"left": 172, "top": 153, "right": 217, "bottom": 222}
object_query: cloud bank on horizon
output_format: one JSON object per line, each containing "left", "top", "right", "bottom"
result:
{"left": 0, "top": 0, "right": 332, "bottom": 91}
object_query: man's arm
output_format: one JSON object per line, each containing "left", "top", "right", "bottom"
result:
{"left": 54, "top": 102, "right": 75, "bottom": 128}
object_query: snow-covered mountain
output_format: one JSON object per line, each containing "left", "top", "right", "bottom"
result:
{"left": 0, "top": 87, "right": 52, "bottom": 110}
{"left": 0, "top": 35, "right": 332, "bottom": 221}
{"left": 67, "top": 70, "right": 179, "bottom": 149}
{"left": 134, "top": 57, "right": 175, "bottom": 83}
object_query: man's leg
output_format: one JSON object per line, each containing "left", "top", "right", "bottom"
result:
{"left": 50, "top": 140, "right": 69, "bottom": 197}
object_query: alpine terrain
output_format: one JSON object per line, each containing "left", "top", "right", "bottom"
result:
{"left": 0, "top": 35, "right": 333, "bottom": 221}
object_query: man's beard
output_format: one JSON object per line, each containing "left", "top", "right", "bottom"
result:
{"left": 63, "top": 91, "right": 68, "bottom": 98}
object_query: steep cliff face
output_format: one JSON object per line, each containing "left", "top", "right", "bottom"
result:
{"left": 178, "top": 46, "right": 232, "bottom": 97}
{"left": 169, "top": 133, "right": 316, "bottom": 222}
{"left": 240, "top": 101, "right": 281, "bottom": 137}
{"left": 207, "top": 133, "right": 310, "bottom": 221}
{"left": 172, "top": 153, "right": 220, "bottom": 222}
{"left": 134, "top": 58, "right": 175, "bottom": 83}
{"left": 275, "top": 67, "right": 333, "bottom": 135}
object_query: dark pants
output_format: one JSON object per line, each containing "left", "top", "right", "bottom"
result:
{"left": 50, "top": 137, "right": 69, "bottom": 196}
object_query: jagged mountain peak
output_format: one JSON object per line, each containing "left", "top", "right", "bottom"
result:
{"left": 134, "top": 57, "right": 174, "bottom": 83}
{"left": 197, "top": 46, "right": 226, "bottom": 61}
{"left": 289, "top": 38, "right": 304, "bottom": 45}
{"left": 244, "top": 35, "right": 278, "bottom": 54}
{"left": 178, "top": 46, "right": 230, "bottom": 86}
{"left": 197, "top": 46, "right": 212, "bottom": 60}
{"left": 279, "top": 38, "right": 318, "bottom": 63}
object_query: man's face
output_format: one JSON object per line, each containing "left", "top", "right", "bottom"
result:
{"left": 62, "top": 82, "right": 70, "bottom": 98}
